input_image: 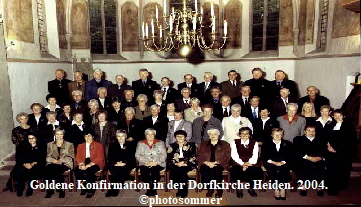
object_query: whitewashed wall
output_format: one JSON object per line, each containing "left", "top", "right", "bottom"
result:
{"left": 7, "top": 62, "right": 73, "bottom": 125}
{"left": 295, "top": 56, "right": 360, "bottom": 109}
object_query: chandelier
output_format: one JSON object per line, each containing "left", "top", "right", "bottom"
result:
{"left": 141, "top": 0, "right": 228, "bottom": 58}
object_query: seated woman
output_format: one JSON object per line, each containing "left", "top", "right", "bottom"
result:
{"left": 58, "top": 103, "right": 73, "bottom": 127}
{"left": 184, "top": 98, "right": 203, "bottom": 123}
{"left": 167, "top": 130, "right": 197, "bottom": 198}
{"left": 75, "top": 131, "right": 105, "bottom": 198}
{"left": 106, "top": 130, "right": 135, "bottom": 197}
{"left": 293, "top": 125, "right": 326, "bottom": 197}
{"left": 135, "top": 129, "right": 167, "bottom": 196}
{"left": 68, "top": 112, "right": 88, "bottom": 151}
{"left": 230, "top": 127, "right": 263, "bottom": 198}
{"left": 300, "top": 102, "right": 317, "bottom": 125}
{"left": 117, "top": 107, "right": 144, "bottom": 146}
{"left": 44, "top": 127, "right": 74, "bottom": 198}
{"left": 197, "top": 128, "right": 231, "bottom": 198}
{"left": 28, "top": 103, "right": 47, "bottom": 130}
{"left": 325, "top": 109, "right": 357, "bottom": 196}
{"left": 107, "top": 97, "right": 124, "bottom": 125}
{"left": 91, "top": 110, "right": 117, "bottom": 159}
{"left": 42, "top": 94, "right": 63, "bottom": 118}
{"left": 39, "top": 111, "right": 67, "bottom": 143}
{"left": 12, "top": 112, "right": 36, "bottom": 146}
{"left": 134, "top": 94, "right": 151, "bottom": 120}
{"left": 261, "top": 128, "right": 293, "bottom": 200}
{"left": 83, "top": 99, "right": 99, "bottom": 127}
{"left": 12, "top": 133, "right": 46, "bottom": 197}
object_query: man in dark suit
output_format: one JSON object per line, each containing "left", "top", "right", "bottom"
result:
{"left": 174, "top": 87, "right": 191, "bottom": 110}
{"left": 48, "top": 69, "right": 71, "bottom": 105}
{"left": 96, "top": 87, "right": 111, "bottom": 109}
{"left": 196, "top": 72, "right": 219, "bottom": 102}
{"left": 132, "top": 69, "right": 159, "bottom": 103}
{"left": 203, "top": 86, "right": 222, "bottom": 108}
{"left": 160, "top": 77, "right": 179, "bottom": 103}
{"left": 244, "top": 68, "right": 272, "bottom": 109}
{"left": 143, "top": 105, "right": 169, "bottom": 141}
{"left": 85, "top": 68, "right": 112, "bottom": 101}
{"left": 107, "top": 74, "right": 132, "bottom": 99}
{"left": 70, "top": 90, "right": 88, "bottom": 114}
{"left": 68, "top": 71, "right": 86, "bottom": 100}
{"left": 271, "top": 70, "right": 299, "bottom": 100}
{"left": 298, "top": 86, "right": 330, "bottom": 116}
{"left": 247, "top": 96, "right": 262, "bottom": 122}
{"left": 271, "top": 88, "right": 298, "bottom": 118}
{"left": 121, "top": 89, "right": 138, "bottom": 110}
{"left": 252, "top": 108, "right": 279, "bottom": 143}
{"left": 213, "top": 95, "right": 232, "bottom": 121}
{"left": 220, "top": 70, "right": 243, "bottom": 99}
{"left": 177, "top": 74, "right": 198, "bottom": 98}
{"left": 231, "top": 85, "right": 252, "bottom": 117}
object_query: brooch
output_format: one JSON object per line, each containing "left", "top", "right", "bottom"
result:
{"left": 182, "top": 145, "right": 189, "bottom": 151}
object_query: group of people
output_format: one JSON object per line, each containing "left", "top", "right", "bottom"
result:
{"left": 7, "top": 67, "right": 357, "bottom": 200}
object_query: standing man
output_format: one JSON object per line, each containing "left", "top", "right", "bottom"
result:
{"left": 220, "top": 70, "right": 243, "bottom": 99}
{"left": 271, "top": 70, "right": 299, "bottom": 100}
{"left": 85, "top": 68, "right": 112, "bottom": 101}
{"left": 196, "top": 72, "right": 219, "bottom": 102}
{"left": 96, "top": 87, "right": 111, "bottom": 109}
{"left": 68, "top": 71, "right": 86, "bottom": 99}
{"left": 177, "top": 74, "right": 198, "bottom": 98}
{"left": 48, "top": 69, "right": 71, "bottom": 105}
{"left": 213, "top": 95, "right": 232, "bottom": 121}
{"left": 271, "top": 88, "right": 298, "bottom": 118}
{"left": 298, "top": 86, "right": 330, "bottom": 116}
{"left": 204, "top": 86, "right": 222, "bottom": 108}
{"left": 107, "top": 75, "right": 132, "bottom": 99}
{"left": 132, "top": 69, "right": 158, "bottom": 103}
{"left": 231, "top": 85, "right": 252, "bottom": 117}
{"left": 244, "top": 68, "right": 272, "bottom": 108}
{"left": 160, "top": 77, "right": 179, "bottom": 103}
{"left": 174, "top": 88, "right": 192, "bottom": 111}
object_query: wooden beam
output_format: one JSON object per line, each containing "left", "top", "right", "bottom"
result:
{"left": 342, "top": 0, "right": 360, "bottom": 13}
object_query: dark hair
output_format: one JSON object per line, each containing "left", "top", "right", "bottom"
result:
{"left": 111, "top": 97, "right": 121, "bottom": 104}
{"left": 201, "top": 103, "right": 214, "bottom": 111}
{"left": 238, "top": 127, "right": 252, "bottom": 137}
{"left": 210, "top": 86, "right": 221, "bottom": 91}
{"left": 46, "top": 94, "right": 57, "bottom": 102}
{"left": 271, "top": 128, "right": 284, "bottom": 136}
{"left": 174, "top": 109, "right": 184, "bottom": 114}
{"left": 96, "top": 110, "right": 108, "bottom": 120}
{"left": 333, "top": 109, "right": 343, "bottom": 116}
{"left": 228, "top": 70, "right": 237, "bottom": 75}
{"left": 304, "top": 124, "right": 316, "bottom": 131}
{"left": 252, "top": 68, "right": 263, "bottom": 74}
{"left": 30, "top": 103, "right": 43, "bottom": 110}
{"left": 62, "top": 102, "right": 71, "bottom": 108}
{"left": 174, "top": 130, "right": 187, "bottom": 138}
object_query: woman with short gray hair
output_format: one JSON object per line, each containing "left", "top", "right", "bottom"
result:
{"left": 134, "top": 94, "right": 151, "bottom": 120}
{"left": 184, "top": 97, "right": 203, "bottom": 123}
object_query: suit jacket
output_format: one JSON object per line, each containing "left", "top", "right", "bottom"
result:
{"left": 196, "top": 81, "right": 220, "bottom": 102}
{"left": 161, "top": 87, "right": 179, "bottom": 103}
{"left": 271, "top": 79, "right": 299, "bottom": 100}
{"left": 166, "top": 119, "right": 192, "bottom": 147}
{"left": 277, "top": 115, "right": 306, "bottom": 143}
{"left": 252, "top": 118, "right": 280, "bottom": 142}
{"left": 117, "top": 118, "right": 144, "bottom": 142}
{"left": 174, "top": 99, "right": 191, "bottom": 111}
{"left": 70, "top": 100, "right": 88, "bottom": 114}
{"left": 67, "top": 123, "right": 89, "bottom": 149}
{"left": 203, "top": 97, "right": 222, "bottom": 109}
{"left": 143, "top": 116, "right": 169, "bottom": 141}
{"left": 91, "top": 122, "right": 117, "bottom": 154}
{"left": 121, "top": 99, "right": 138, "bottom": 110}
{"left": 48, "top": 78, "right": 71, "bottom": 105}
{"left": 167, "top": 141, "right": 197, "bottom": 169}
{"left": 197, "top": 140, "right": 231, "bottom": 170}
{"left": 261, "top": 139, "right": 293, "bottom": 167}
{"left": 68, "top": 80, "right": 86, "bottom": 99}
{"left": 16, "top": 139, "right": 47, "bottom": 167}
{"left": 76, "top": 141, "right": 105, "bottom": 170}
{"left": 177, "top": 82, "right": 198, "bottom": 98}
{"left": 107, "top": 107, "right": 124, "bottom": 123}
{"left": 184, "top": 108, "right": 203, "bottom": 123}
{"left": 191, "top": 116, "right": 224, "bottom": 146}
{"left": 107, "top": 141, "right": 135, "bottom": 169}
{"left": 28, "top": 113, "right": 47, "bottom": 130}
{"left": 96, "top": 97, "right": 111, "bottom": 109}
{"left": 271, "top": 97, "right": 298, "bottom": 118}
{"left": 298, "top": 95, "right": 330, "bottom": 116}
{"left": 85, "top": 79, "right": 112, "bottom": 101}
{"left": 244, "top": 78, "right": 272, "bottom": 108}
{"left": 46, "top": 141, "right": 74, "bottom": 169}
{"left": 39, "top": 122, "right": 67, "bottom": 143}
{"left": 107, "top": 84, "right": 132, "bottom": 99}
{"left": 149, "top": 100, "right": 167, "bottom": 117}
{"left": 213, "top": 105, "right": 231, "bottom": 121}
{"left": 134, "top": 105, "right": 151, "bottom": 120}
{"left": 132, "top": 79, "right": 159, "bottom": 102}
{"left": 293, "top": 135, "right": 326, "bottom": 168}
{"left": 231, "top": 96, "right": 252, "bottom": 117}
{"left": 135, "top": 139, "right": 167, "bottom": 167}
{"left": 220, "top": 80, "right": 243, "bottom": 99}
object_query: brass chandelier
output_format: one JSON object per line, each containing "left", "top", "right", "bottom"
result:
{"left": 141, "top": 0, "right": 228, "bottom": 58}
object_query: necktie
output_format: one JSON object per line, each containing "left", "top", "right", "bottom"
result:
{"left": 277, "top": 81, "right": 281, "bottom": 86}
{"left": 77, "top": 82, "right": 81, "bottom": 89}
{"left": 185, "top": 100, "right": 189, "bottom": 107}
{"left": 223, "top": 108, "right": 228, "bottom": 117}
{"left": 245, "top": 98, "right": 248, "bottom": 105}
{"left": 214, "top": 99, "right": 218, "bottom": 103}
{"left": 204, "top": 83, "right": 208, "bottom": 92}
{"left": 143, "top": 80, "right": 146, "bottom": 86}
{"left": 232, "top": 81, "right": 236, "bottom": 88}
{"left": 163, "top": 88, "right": 167, "bottom": 100}
{"left": 253, "top": 108, "right": 257, "bottom": 119}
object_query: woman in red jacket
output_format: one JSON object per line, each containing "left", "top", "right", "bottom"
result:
{"left": 75, "top": 131, "right": 105, "bottom": 198}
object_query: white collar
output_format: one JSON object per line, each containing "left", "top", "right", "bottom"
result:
{"left": 272, "top": 140, "right": 281, "bottom": 145}
{"left": 47, "top": 120, "right": 59, "bottom": 125}
{"left": 152, "top": 116, "right": 158, "bottom": 120}
{"left": 183, "top": 98, "right": 190, "bottom": 102}
{"left": 241, "top": 139, "right": 250, "bottom": 145}
{"left": 230, "top": 115, "right": 241, "bottom": 121}
{"left": 72, "top": 120, "right": 84, "bottom": 126}
{"left": 306, "top": 136, "right": 315, "bottom": 142}
{"left": 316, "top": 116, "right": 332, "bottom": 123}
{"left": 162, "top": 86, "right": 169, "bottom": 90}
{"left": 222, "top": 106, "right": 230, "bottom": 109}
{"left": 45, "top": 104, "right": 60, "bottom": 109}
{"left": 262, "top": 117, "right": 270, "bottom": 122}
{"left": 99, "top": 98, "right": 105, "bottom": 100}
{"left": 175, "top": 119, "right": 182, "bottom": 123}
{"left": 242, "top": 96, "right": 249, "bottom": 99}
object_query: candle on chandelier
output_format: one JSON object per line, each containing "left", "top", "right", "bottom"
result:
{"left": 193, "top": 16, "right": 197, "bottom": 30}
{"left": 156, "top": 5, "right": 159, "bottom": 21}
{"left": 211, "top": 3, "right": 214, "bottom": 17}
{"left": 200, "top": 7, "right": 203, "bottom": 15}
{"left": 163, "top": 0, "right": 167, "bottom": 15}
{"left": 195, "top": 0, "right": 198, "bottom": 13}
{"left": 145, "top": 23, "right": 149, "bottom": 37}
{"left": 151, "top": 19, "right": 155, "bottom": 36}
{"left": 224, "top": 20, "right": 227, "bottom": 36}
{"left": 170, "top": 16, "right": 173, "bottom": 31}
{"left": 160, "top": 25, "right": 163, "bottom": 38}
{"left": 142, "top": 22, "right": 145, "bottom": 38}
{"left": 212, "top": 18, "right": 215, "bottom": 33}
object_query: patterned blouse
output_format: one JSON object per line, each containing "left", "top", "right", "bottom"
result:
{"left": 167, "top": 141, "right": 197, "bottom": 169}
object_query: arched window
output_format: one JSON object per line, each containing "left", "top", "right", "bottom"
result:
{"left": 89, "top": 0, "right": 118, "bottom": 54}
{"left": 252, "top": 0, "right": 280, "bottom": 51}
